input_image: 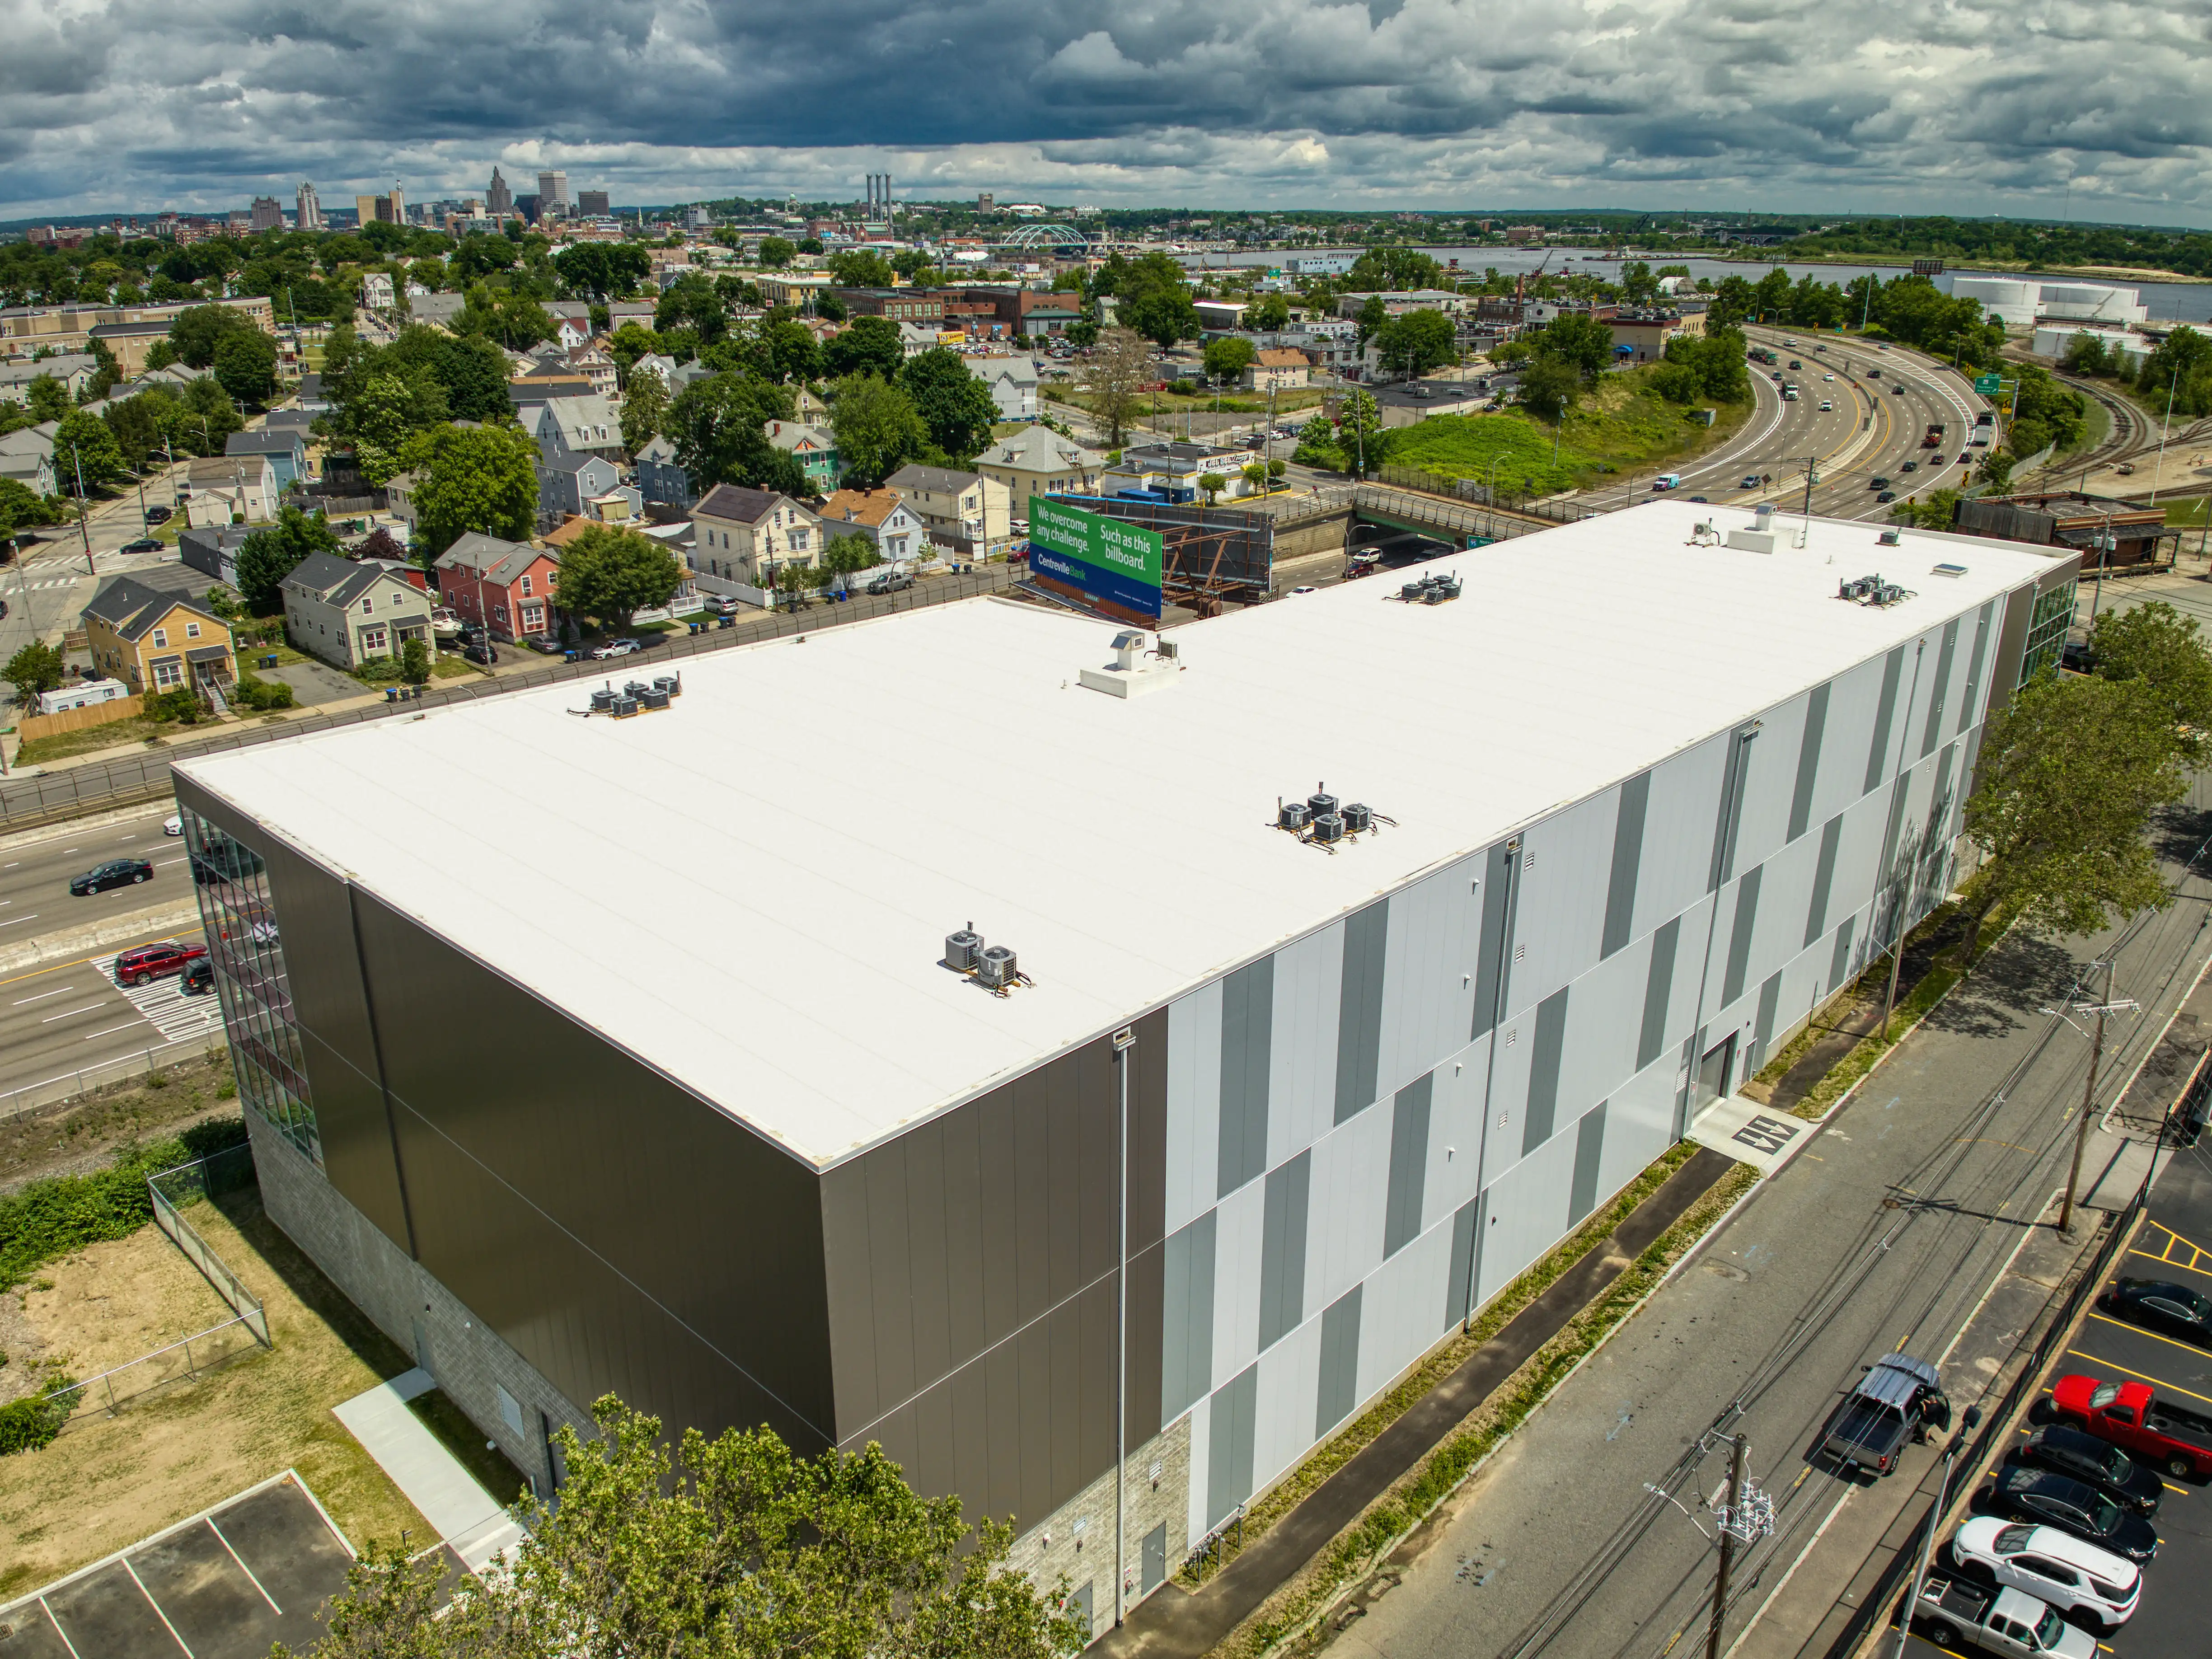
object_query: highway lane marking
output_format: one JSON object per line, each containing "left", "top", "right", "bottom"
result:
{"left": 12, "top": 985, "right": 75, "bottom": 1004}
{"left": 2085, "top": 1309, "right": 2212, "bottom": 1359}
{"left": 0, "top": 926, "right": 206, "bottom": 990}
{"left": 2065, "top": 1348, "right": 2212, "bottom": 1405}
{"left": 0, "top": 914, "right": 41, "bottom": 927}
{"left": 38, "top": 1003, "right": 105, "bottom": 1023}
{"left": 80, "top": 1020, "right": 154, "bottom": 1042}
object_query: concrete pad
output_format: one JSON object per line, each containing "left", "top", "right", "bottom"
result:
{"left": 332, "top": 1368, "right": 508, "bottom": 1548}
{"left": 1689, "top": 1092, "right": 1817, "bottom": 1176}
{"left": 256, "top": 658, "right": 360, "bottom": 709}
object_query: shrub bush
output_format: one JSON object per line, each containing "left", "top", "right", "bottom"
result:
{"left": 0, "top": 1115, "right": 248, "bottom": 1291}
{"left": 0, "top": 1378, "right": 77, "bottom": 1456}
{"left": 232, "top": 672, "right": 295, "bottom": 712}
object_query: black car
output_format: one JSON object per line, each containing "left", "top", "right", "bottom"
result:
{"left": 2013, "top": 1424, "right": 2163, "bottom": 1515}
{"left": 2061, "top": 641, "right": 2096, "bottom": 675}
{"left": 1981, "top": 1466, "right": 2159, "bottom": 1561}
{"left": 1870, "top": 476, "right": 1891, "bottom": 489}
{"left": 119, "top": 537, "right": 163, "bottom": 553}
{"left": 180, "top": 958, "right": 215, "bottom": 996}
{"left": 70, "top": 858, "right": 154, "bottom": 895}
{"left": 462, "top": 641, "right": 497, "bottom": 666}
{"left": 1877, "top": 491, "right": 1898, "bottom": 503}
{"left": 1900, "top": 460, "right": 1919, "bottom": 473}
{"left": 143, "top": 504, "right": 172, "bottom": 524}
{"left": 2100, "top": 1277, "right": 2212, "bottom": 1345}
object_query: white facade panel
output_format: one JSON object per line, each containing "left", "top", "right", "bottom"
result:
{"left": 1267, "top": 921, "right": 1345, "bottom": 1170}
{"left": 1354, "top": 1218, "right": 1456, "bottom": 1397}
{"left": 1556, "top": 936, "right": 1649, "bottom": 1123}
{"left": 1631, "top": 732, "right": 1732, "bottom": 939}
{"left": 1253, "top": 1317, "right": 1325, "bottom": 1494}
{"left": 1303, "top": 1103, "right": 1393, "bottom": 1316}
{"left": 1426, "top": 1036, "right": 1490, "bottom": 1224}
{"left": 1478, "top": 1003, "right": 1537, "bottom": 1190}
{"left": 1210, "top": 1177, "right": 1268, "bottom": 1389}
{"left": 1598, "top": 1055, "right": 1678, "bottom": 1198}
{"left": 1508, "top": 792, "right": 1616, "bottom": 1021}
{"left": 1815, "top": 652, "right": 1889, "bottom": 819}
{"left": 1185, "top": 1394, "right": 1213, "bottom": 1543}
{"left": 1375, "top": 857, "right": 1481, "bottom": 1105}
{"left": 1731, "top": 690, "right": 1807, "bottom": 874}
{"left": 1165, "top": 981, "right": 1224, "bottom": 1235}
{"left": 1474, "top": 1128, "right": 1579, "bottom": 1307}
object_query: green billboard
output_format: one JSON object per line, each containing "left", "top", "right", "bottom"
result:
{"left": 1027, "top": 497, "right": 1164, "bottom": 618}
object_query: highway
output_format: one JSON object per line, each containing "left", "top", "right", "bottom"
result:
{"left": 0, "top": 917, "right": 222, "bottom": 1105}
{"left": 0, "top": 805, "right": 190, "bottom": 937}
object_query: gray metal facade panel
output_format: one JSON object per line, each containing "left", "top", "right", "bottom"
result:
{"left": 1208, "top": 1364, "right": 1259, "bottom": 1529}
{"left": 1446, "top": 1195, "right": 1479, "bottom": 1328}
{"left": 1162, "top": 1212, "right": 1218, "bottom": 1421}
{"left": 1315, "top": 1285, "right": 1363, "bottom": 1437}
{"left": 1638, "top": 917, "right": 1680, "bottom": 1071}
{"left": 1569, "top": 1103, "right": 1607, "bottom": 1225}
{"left": 1786, "top": 683, "right": 1830, "bottom": 844}
{"left": 1377, "top": 858, "right": 1483, "bottom": 1107}
{"left": 1864, "top": 647, "right": 1907, "bottom": 792}
{"left": 1257, "top": 1152, "right": 1311, "bottom": 1350}
{"left": 1804, "top": 815, "right": 1843, "bottom": 947}
{"left": 1383, "top": 1073, "right": 1433, "bottom": 1257}
{"left": 1921, "top": 619, "right": 1960, "bottom": 757}
{"left": 1723, "top": 865, "right": 1762, "bottom": 1008}
{"left": 1219, "top": 957, "right": 1274, "bottom": 1198}
{"left": 1632, "top": 729, "right": 1731, "bottom": 938}
{"left": 1472, "top": 841, "right": 1518, "bottom": 1039}
{"left": 1522, "top": 989, "right": 1570, "bottom": 1155}
{"left": 1959, "top": 602, "right": 1995, "bottom": 739}
{"left": 1334, "top": 901, "right": 1389, "bottom": 1122}
{"left": 1603, "top": 772, "right": 1651, "bottom": 958}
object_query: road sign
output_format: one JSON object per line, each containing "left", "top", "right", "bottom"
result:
{"left": 1973, "top": 373, "right": 2002, "bottom": 395}
{"left": 1027, "top": 497, "right": 1163, "bottom": 619}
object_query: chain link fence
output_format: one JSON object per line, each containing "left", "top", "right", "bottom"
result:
{"left": 0, "top": 1043, "right": 228, "bottom": 1125}
{"left": 147, "top": 1141, "right": 268, "bottom": 1345}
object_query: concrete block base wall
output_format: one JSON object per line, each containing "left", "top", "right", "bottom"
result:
{"left": 1011, "top": 1415, "right": 1194, "bottom": 1643}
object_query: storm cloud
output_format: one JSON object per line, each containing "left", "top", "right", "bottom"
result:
{"left": 3, "top": 0, "right": 2209, "bottom": 219}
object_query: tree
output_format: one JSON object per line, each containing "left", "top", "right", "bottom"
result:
{"left": 333, "top": 367, "right": 449, "bottom": 484}
{"left": 1197, "top": 470, "right": 1228, "bottom": 505}
{"left": 757, "top": 235, "right": 796, "bottom": 269}
{"left": 1202, "top": 336, "right": 1257, "bottom": 385}
{"left": 556, "top": 525, "right": 683, "bottom": 633}
{"left": 0, "top": 478, "right": 56, "bottom": 538}
{"left": 1532, "top": 312, "right": 1614, "bottom": 383}
{"left": 819, "top": 531, "right": 881, "bottom": 581}
{"left": 1975, "top": 449, "right": 2015, "bottom": 492}
{"left": 1375, "top": 310, "right": 1456, "bottom": 380}
{"left": 1115, "top": 251, "right": 1200, "bottom": 350}
{"left": 824, "top": 315, "right": 904, "bottom": 380}
{"left": 828, "top": 248, "right": 898, "bottom": 288}
{"left": 1957, "top": 672, "right": 2186, "bottom": 965}
{"left": 399, "top": 422, "right": 540, "bottom": 557}
{"left": 399, "top": 637, "right": 431, "bottom": 685}
{"left": 24, "top": 374, "right": 68, "bottom": 423}
{"left": 167, "top": 304, "right": 260, "bottom": 368}
{"left": 621, "top": 371, "right": 670, "bottom": 458}
{"left": 2089, "top": 600, "right": 2212, "bottom": 763}
{"left": 830, "top": 373, "right": 928, "bottom": 487}
{"left": 1518, "top": 356, "right": 1581, "bottom": 423}
{"left": 1064, "top": 318, "right": 1100, "bottom": 351}
{"left": 553, "top": 242, "right": 651, "bottom": 302}
{"left": 1241, "top": 461, "right": 1269, "bottom": 496}
{"left": 53, "top": 409, "right": 123, "bottom": 494}
{"left": 668, "top": 372, "right": 798, "bottom": 492}
{"left": 214, "top": 330, "right": 279, "bottom": 406}
{"left": 1354, "top": 295, "right": 1389, "bottom": 353}
{"left": 760, "top": 318, "right": 825, "bottom": 384}
{"left": 381, "top": 326, "right": 512, "bottom": 422}
{"left": 1084, "top": 327, "right": 1152, "bottom": 446}
{"left": 1347, "top": 245, "right": 1444, "bottom": 293}
{"left": 1248, "top": 293, "right": 1292, "bottom": 333}
{"left": 3, "top": 641, "right": 66, "bottom": 700}
{"left": 898, "top": 349, "right": 999, "bottom": 463}
{"left": 1335, "top": 388, "right": 1382, "bottom": 478}
{"left": 236, "top": 505, "right": 342, "bottom": 614}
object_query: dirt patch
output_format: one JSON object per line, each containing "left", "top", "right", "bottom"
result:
{"left": 0, "top": 1048, "right": 236, "bottom": 1197}
{"left": 0, "top": 1186, "right": 430, "bottom": 1601}
{"left": 15, "top": 1221, "right": 234, "bottom": 1381}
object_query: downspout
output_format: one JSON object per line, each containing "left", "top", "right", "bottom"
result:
{"left": 1112, "top": 1023, "right": 1135, "bottom": 1626}
{"left": 1462, "top": 836, "right": 1521, "bottom": 1329}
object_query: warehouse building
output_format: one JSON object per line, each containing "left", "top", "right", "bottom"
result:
{"left": 171, "top": 504, "right": 2075, "bottom": 1640}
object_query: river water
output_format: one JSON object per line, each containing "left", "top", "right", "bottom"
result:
{"left": 1183, "top": 245, "right": 2212, "bottom": 325}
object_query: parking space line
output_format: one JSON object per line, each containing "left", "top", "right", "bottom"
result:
{"left": 2086, "top": 1309, "right": 2212, "bottom": 1357}
{"left": 2127, "top": 1245, "right": 2212, "bottom": 1280}
{"left": 38, "top": 1596, "right": 83, "bottom": 1659}
{"left": 2067, "top": 1348, "right": 2212, "bottom": 1404}
{"left": 206, "top": 1515, "right": 282, "bottom": 1614}
{"left": 120, "top": 1556, "right": 194, "bottom": 1655}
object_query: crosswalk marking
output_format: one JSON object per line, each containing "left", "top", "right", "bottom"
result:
{"left": 114, "top": 970, "right": 223, "bottom": 1043}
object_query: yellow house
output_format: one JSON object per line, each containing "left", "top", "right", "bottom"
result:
{"left": 80, "top": 576, "right": 237, "bottom": 698}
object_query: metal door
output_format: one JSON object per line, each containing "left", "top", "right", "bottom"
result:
{"left": 1694, "top": 1034, "right": 1737, "bottom": 1112}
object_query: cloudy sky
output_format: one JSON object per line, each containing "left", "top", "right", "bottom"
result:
{"left": 5, "top": 0, "right": 2210, "bottom": 224}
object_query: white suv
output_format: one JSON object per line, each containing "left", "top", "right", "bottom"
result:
{"left": 1949, "top": 1518, "right": 2139, "bottom": 1632}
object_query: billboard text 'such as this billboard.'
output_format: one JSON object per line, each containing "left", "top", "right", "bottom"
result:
{"left": 1028, "top": 497, "right": 1164, "bottom": 620}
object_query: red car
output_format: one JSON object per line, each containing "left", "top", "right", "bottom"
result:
{"left": 113, "top": 939, "right": 207, "bottom": 988}
{"left": 2050, "top": 1373, "right": 2212, "bottom": 1480}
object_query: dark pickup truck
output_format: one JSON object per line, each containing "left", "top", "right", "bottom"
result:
{"left": 2052, "top": 1373, "right": 2212, "bottom": 1479}
{"left": 1820, "top": 1352, "right": 1951, "bottom": 1475}
{"left": 1907, "top": 1575, "right": 2094, "bottom": 1659}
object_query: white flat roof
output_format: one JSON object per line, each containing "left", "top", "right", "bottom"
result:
{"left": 177, "top": 503, "right": 2057, "bottom": 1169}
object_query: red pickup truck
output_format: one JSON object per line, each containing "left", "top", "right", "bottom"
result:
{"left": 2051, "top": 1373, "right": 2212, "bottom": 1479}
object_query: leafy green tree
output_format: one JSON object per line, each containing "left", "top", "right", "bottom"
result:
{"left": 1334, "top": 388, "right": 1383, "bottom": 477}
{"left": 897, "top": 349, "right": 998, "bottom": 463}
{"left": 824, "top": 315, "right": 905, "bottom": 380}
{"left": 819, "top": 531, "right": 881, "bottom": 580}
{"left": 1064, "top": 318, "right": 1100, "bottom": 350}
{"left": 1890, "top": 487, "right": 1962, "bottom": 530}
{"left": 827, "top": 248, "right": 897, "bottom": 288}
{"left": 621, "top": 372, "right": 670, "bottom": 458}
{"left": 1662, "top": 326, "right": 1751, "bottom": 403}
{"left": 1518, "top": 356, "right": 1581, "bottom": 423}
{"left": 798, "top": 235, "right": 824, "bottom": 255}
{"left": 667, "top": 372, "right": 800, "bottom": 492}
{"left": 381, "top": 326, "right": 512, "bottom": 422}
{"left": 553, "top": 243, "right": 651, "bottom": 302}
{"left": 1375, "top": 310, "right": 1456, "bottom": 380}
{"left": 0, "top": 478, "right": 55, "bottom": 538}
{"left": 1241, "top": 461, "right": 1269, "bottom": 495}
{"left": 454, "top": 286, "right": 557, "bottom": 351}
{"left": 1975, "top": 449, "right": 2015, "bottom": 492}
{"left": 1197, "top": 470, "right": 1228, "bottom": 505}
{"left": 3, "top": 641, "right": 66, "bottom": 699}
{"left": 1115, "top": 252, "right": 1200, "bottom": 350}
{"left": 1248, "top": 293, "right": 1292, "bottom": 333}
{"left": 1532, "top": 312, "right": 1614, "bottom": 383}
{"left": 53, "top": 409, "right": 123, "bottom": 494}
{"left": 398, "top": 637, "right": 431, "bottom": 685}
{"left": 1354, "top": 295, "right": 1389, "bottom": 353}
{"left": 2089, "top": 600, "right": 2212, "bottom": 762}
{"left": 1619, "top": 260, "right": 1659, "bottom": 304}
{"left": 236, "top": 505, "right": 342, "bottom": 614}
{"left": 213, "top": 330, "right": 279, "bottom": 406}
{"left": 757, "top": 235, "right": 796, "bottom": 268}
{"left": 607, "top": 322, "right": 664, "bottom": 384}
{"left": 449, "top": 234, "right": 520, "bottom": 284}
{"left": 555, "top": 525, "right": 683, "bottom": 633}
{"left": 1347, "top": 246, "right": 1443, "bottom": 292}
{"left": 1706, "top": 275, "right": 1755, "bottom": 330}
{"left": 760, "top": 317, "right": 825, "bottom": 384}
{"left": 178, "top": 376, "right": 244, "bottom": 453}
{"left": 1958, "top": 672, "right": 2186, "bottom": 965}
{"left": 399, "top": 422, "right": 541, "bottom": 557}
{"left": 24, "top": 375, "right": 68, "bottom": 423}
{"left": 166, "top": 304, "right": 260, "bottom": 368}
{"left": 336, "top": 367, "right": 450, "bottom": 484}
{"left": 1202, "top": 336, "right": 1257, "bottom": 384}
{"left": 1083, "top": 326, "right": 1151, "bottom": 447}
{"left": 830, "top": 373, "right": 929, "bottom": 486}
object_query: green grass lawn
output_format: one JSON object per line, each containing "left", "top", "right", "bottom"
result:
{"left": 17, "top": 714, "right": 191, "bottom": 766}
{"left": 2165, "top": 497, "right": 2212, "bottom": 528}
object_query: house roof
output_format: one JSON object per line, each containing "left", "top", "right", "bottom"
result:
{"left": 765, "top": 421, "right": 834, "bottom": 455}
{"left": 886, "top": 463, "right": 983, "bottom": 496}
{"left": 0, "top": 354, "right": 94, "bottom": 387}
{"left": 539, "top": 450, "right": 615, "bottom": 477}
{"left": 1253, "top": 349, "right": 1309, "bottom": 368}
{"left": 694, "top": 483, "right": 801, "bottom": 524}
{"left": 977, "top": 424, "right": 1102, "bottom": 473}
{"left": 226, "top": 429, "right": 304, "bottom": 455}
{"left": 186, "top": 454, "right": 272, "bottom": 485}
{"left": 820, "top": 488, "right": 915, "bottom": 529}
{"left": 81, "top": 575, "right": 223, "bottom": 642}
{"left": 636, "top": 435, "right": 679, "bottom": 464}
{"left": 281, "top": 550, "right": 417, "bottom": 607}
{"left": 437, "top": 531, "right": 549, "bottom": 587}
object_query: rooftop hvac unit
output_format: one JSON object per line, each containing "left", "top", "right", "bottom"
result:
{"left": 1279, "top": 800, "right": 1312, "bottom": 831}
{"left": 611, "top": 695, "right": 640, "bottom": 718}
{"left": 623, "top": 680, "right": 651, "bottom": 698}
{"left": 641, "top": 688, "right": 671, "bottom": 710}
{"left": 1156, "top": 639, "right": 1179, "bottom": 662}
{"left": 945, "top": 926, "right": 983, "bottom": 971}
{"left": 589, "top": 687, "right": 614, "bottom": 712}
{"left": 1311, "top": 812, "right": 1346, "bottom": 844}
{"left": 1342, "top": 802, "right": 1372, "bottom": 834}
{"left": 1878, "top": 528, "right": 1902, "bottom": 547}
{"left": 1400, "top": 579, "right": 1428, "bottom": 600}
{"left": 976, "top": 945, "right": 1019, "bottom": 990}
{"left": 1308, "top": 790, "right": 1339, "bottom": 819}
{"left": 654, "top": 675, "right": 681, "bottom": 697}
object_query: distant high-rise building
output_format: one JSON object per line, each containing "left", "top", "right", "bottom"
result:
{"left": 352, "top": 187, "right": 405, "bottom": 228}
{"left": 517, "top": 195, "right": 542, "bottom": 226}
{"left": 978, "top": 192, "right": 994, "bottom": 211}
{"left": 389, "top": 182, "right": 405, "bottom": 223}
{"left": 537, "top": 170, "right": 570, "bottom": 212}
{"left": 296, "top": 181, "right": 323, "bottom": 230}
{"left": 249, "top": 196, "right": 284, "bottom": 232}
{"left": 487, "top": 168, "right": 512, "bottom": 217}
{"left": 577, "top": 189, "right": 610, "bottom": 217}
{"left": 226, "top": 210, "right": 253, "bottom": 236}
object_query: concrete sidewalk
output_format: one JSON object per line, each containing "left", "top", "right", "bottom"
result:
{"left": 331, "top": 1368, "right": 523, "bottom": 1574}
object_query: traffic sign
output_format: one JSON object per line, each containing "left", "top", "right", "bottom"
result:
{"left": 1973, "top": 373, "right": 2002, "bottom": 395}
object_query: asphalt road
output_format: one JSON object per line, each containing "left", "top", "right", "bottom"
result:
{"left": 0, "top": 806, "right": 188, "bottom": 934}
{"left": 1326, "top": 777, "right": 2212, "bottom": 1659}
{"left": 0, "top": 915, "right": 220, "bottom": 1102}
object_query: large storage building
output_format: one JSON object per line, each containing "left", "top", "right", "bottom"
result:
{"left": 171, "top": 502, "right": 2076, "bottom": 1640}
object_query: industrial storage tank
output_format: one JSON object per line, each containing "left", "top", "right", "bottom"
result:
{"left": 1949, "top": 277, "right": 2038, "bottom": 328}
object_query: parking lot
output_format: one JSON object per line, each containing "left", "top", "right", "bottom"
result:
{"left": 0, "top": 1472, "right": 355, "bottom": 1658}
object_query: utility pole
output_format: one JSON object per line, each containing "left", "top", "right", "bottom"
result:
{"left": 2151, "top": 364, "right": 2181, "bottom": 506}
{"left": 1892, "top": 1406, "right": 1985, "bottom": 1659}
{"left": 1706, "top": 1434, "right": 1749, "bottom": 1659}
{"left": 2059, "top": 971, "right": 2136, "bottom": 1234}
{"left": 69, "top": 445, "right": 94, "bottom": 575}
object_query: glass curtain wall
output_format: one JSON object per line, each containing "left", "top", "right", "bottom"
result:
{"left": 181, "top": 807, "right": 320, "bottom": 1164}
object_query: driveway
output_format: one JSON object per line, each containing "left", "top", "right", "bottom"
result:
{"left": 254, "top": 658, "right": 361, "bottom": 708}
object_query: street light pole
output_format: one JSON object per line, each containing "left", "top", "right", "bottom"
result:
{"left": 2151, "top": 365, "right": 2181, "bottom": 506}
{"left": 1891, "top": 1406, "right": 1985, "bottom": 1659}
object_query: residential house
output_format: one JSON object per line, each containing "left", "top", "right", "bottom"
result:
{"left": 1243, "top": 348, "right": 1311, "bottom": 392}
{"left": 281, "top": 550, "right": 437, "bottom": 669}
{"left": 0, "top": 423, "right": 56, "bottom": 497}
{"left": 408, "top": 293, "right": 469, "bottom": 332}
{"left": 981, "top": 356, "right": 1040, "bottom": 422}
{"left": 518, "top": 394, "right": 622, "bottom": 463}
{"left": 567, "top": 346, "right": 618, "bottom": 399}
{"left": 885, "top": 464, "right": 1012, "bottom": 558}
{"left": 975, "top": 425, "right": 1105, "bottom": 510}
{"left": 79, "top": 576, "right": 236, "bottom": 698}
{"left": 628, "top": 352, "right": 680, "bottom": 389}
{"left": 690, "top": 484, "right": 821, "bottom": 583}
{"left": 510, "top": 361, "right": 597, "bottom": 405}
{"left": 0, "top": 353, "right": 97, "bottom": 405}
{"left": 178, "top": 524, "right": 254, "bottom": 586}
{"left": 895, "top": 321, "right": 944, "bottom": 358}
{"left": 435, "top": 532, "right": 561, "bottom": 641}
{"left": 295, "top": 372, "right": 330, "bottom": 413}
{"left": 261, "top": 407, "right": 316, "bottom": 438}
{"left": 818, "top": 487, "right": 929, "bottom": 566}
{"left": 635, "top": 435, "right": 696, "bottom": 510}
{"left": 383, "top": 470, "right": 420, "bottom": 538}
{"left": 606, "top": 301, "right": 658, "bottom": 332}
{"left": 765, "top": 420, "right": 840, "bottom": 493}
{"left": 183, "top": 454, "right": 277, "bottom": 527}
{"left": 537, "top": 451, "right": 625, "bottom": 526}
{"left": 225, "top": 427, "right": 309, "bottom": 490}
{"left": 792, "top": 386, "right": 829, "bottom": 422}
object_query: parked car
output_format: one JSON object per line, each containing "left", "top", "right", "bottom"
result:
{"left": 1947, "top": 1518, "right": 2140, "bottom": 1632}
{"left": 70, "top": 858, "right": 154, "bottom": 895}
{"left": 866, "top": 571, "right": 915, "bottom": 595}
{"left": 2176, "top": 1061, "right": 2212, "bottom": 1146}
{"left": 462, "top": 641, "right": 497, "bottom": 666}
{"left": 2060, "top": 641, "right": 2096, "bottom": 675}
{"left": 590, "top": 638, "right": 642, "bottom": 660}
{"left": 526, "top": 634, "right": 565, "bottom": 655}
{"left": 119, "top": 537, "right": 163, "bottom": 553}
{"left": 1978, "top": 1466, "right": 2157, "bottom": 1561}
{"left": 2011, "top": 1425, "right": 2162, "bottom": 1516}
{"left": 143, "top": 504, "right": 172, "bottom": 524}
{"left": 2050, "top": 1373, "right": 2212, "bottom": 1479}
{"left": 181, "top": 958, "right": 215, "bottom": 996}
{"left": 113, "top": 939, "right": 206, "bottom": 987}
{"left": 2098, "top": 1277, "right": 2212, "bottom": 1345}
{"left": 1819, "top": 1352, "right": 1950, "bottom": 1475}
{"left": 1907, "top": 1574, "right": 2095, "bottom": 1659}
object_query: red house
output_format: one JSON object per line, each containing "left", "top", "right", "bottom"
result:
{"left": 435, "top": 532, "right": 560, "bottom": 642}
